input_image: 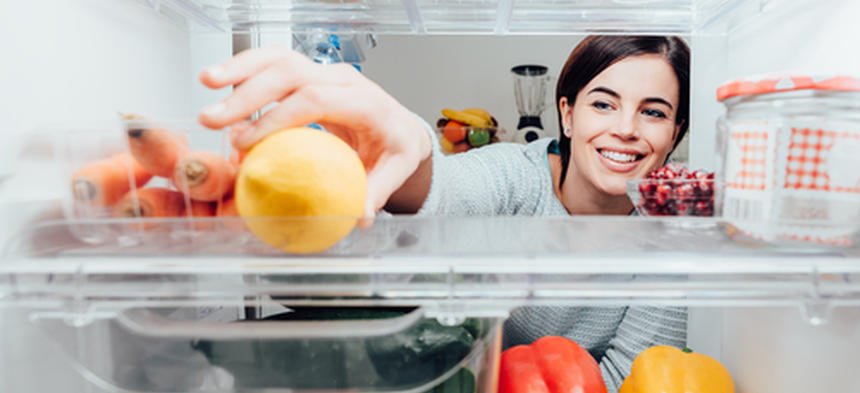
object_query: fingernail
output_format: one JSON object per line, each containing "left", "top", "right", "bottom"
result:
{"left": 202, "top": 102, "right": 226, "bottom": 117}
{"left": 206, "top": 65, "right": 224, "bottom": 79}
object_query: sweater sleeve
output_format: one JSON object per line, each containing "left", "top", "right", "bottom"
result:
{"left": 599, "top": 305, "right": 688, "bottom": 392}
{"left": 414, "top": 116, "right": 547, "bottom": 216}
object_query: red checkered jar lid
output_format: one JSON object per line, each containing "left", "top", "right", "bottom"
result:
{"left": 717, "top": 73, "right": 860, "bottom": 101}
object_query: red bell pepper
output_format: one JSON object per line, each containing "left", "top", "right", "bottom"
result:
{"left": 499, "top": 336, "right": 607, "bottom": 393}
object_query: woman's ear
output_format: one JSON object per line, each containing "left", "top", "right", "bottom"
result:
{"left": 671, "top": 121, "right": 684, "bottom": 146}
{"left": 559, "top": 97, "right": 574, "bottom": 135}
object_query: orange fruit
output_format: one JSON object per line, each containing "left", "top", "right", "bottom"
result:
{"left": 236, "top": 128, "right": 367, "bottom": 254}
{"left": 443, "top": 120, "right": 468, "bottom": 143}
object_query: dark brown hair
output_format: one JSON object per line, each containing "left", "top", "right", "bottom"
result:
{"left": 556, "top": 35, "right": 690, "bottom": 187}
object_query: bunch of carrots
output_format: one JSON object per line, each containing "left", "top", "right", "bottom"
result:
{"left": 70, "top": 114, "right": 244, "bottom": 229}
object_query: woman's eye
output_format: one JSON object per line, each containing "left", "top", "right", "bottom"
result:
{"left": 592, "top": 101, "right": 612, "bottom": 111}
{"left": 643, "top": 109, "right": 667, "bottom": 119}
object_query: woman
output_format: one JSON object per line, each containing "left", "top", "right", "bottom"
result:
{"left": 199, "top": 35, "right": 689, "bottom": 391}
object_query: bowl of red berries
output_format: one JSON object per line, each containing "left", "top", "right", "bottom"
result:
{"left": 627, "top": 164, "right": 717, "bottom": 217}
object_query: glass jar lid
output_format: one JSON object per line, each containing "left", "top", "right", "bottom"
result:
{"left": 717, "top": 73, "right": 860, "bottom": 102}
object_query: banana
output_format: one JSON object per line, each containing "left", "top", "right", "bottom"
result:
{"left": 463, "top": 108, "right": 492, "bottom": 123}
{"left": 441, "top": 108, "right": 491, "bottom": 127}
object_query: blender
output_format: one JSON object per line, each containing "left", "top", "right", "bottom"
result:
{"left": 511, "top": 64, "right": 551, "bottom": 143}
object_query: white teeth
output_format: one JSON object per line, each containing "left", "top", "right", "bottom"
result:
{"left": 600, "top": 149, "right": 638, "bottom": 163}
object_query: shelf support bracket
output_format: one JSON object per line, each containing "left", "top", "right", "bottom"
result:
{"left": 401, "top": 0, "right": 427, "bottom": 34}
{"left": 494, "top": 0, "right": 514, "bottom": 35}
{"left": 801, "top": 266, "right": 833, "bottom": 326}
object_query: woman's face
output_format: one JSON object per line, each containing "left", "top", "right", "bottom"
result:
{"left": 561, "top": 53, "right": 681, "bottom": 196}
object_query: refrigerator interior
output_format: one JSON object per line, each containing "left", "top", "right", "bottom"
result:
{"left": 2, "top": 0, "right": 860, "bottom": 392}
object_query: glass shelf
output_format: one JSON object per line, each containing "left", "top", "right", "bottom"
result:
{"left": 2, "top": 216, "right": 859, "bottom": 321}
{"left": 137, "top": 0, "right": 769, "bottom": 34}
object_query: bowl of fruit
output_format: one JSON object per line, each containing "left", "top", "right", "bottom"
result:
{"left": 627, "top": 164, "right": 717, "bottom": 217}
{"left": 436, "top": 107, "right": 504, "bottom": 154}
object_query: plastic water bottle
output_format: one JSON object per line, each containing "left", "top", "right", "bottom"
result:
{"left": 310, "top": 34, "right": 344, "bottom": 65}
{"left": 304, "top": 34, "right": 360, "bottom": 131}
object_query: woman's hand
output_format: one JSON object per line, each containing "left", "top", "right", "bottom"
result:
{"left": 198, "top": 45, "right": 432, "bottom": 225}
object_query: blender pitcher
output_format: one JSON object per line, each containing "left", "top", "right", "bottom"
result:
{"left": 511, "top": 65, "right": 551, "bottom": 143}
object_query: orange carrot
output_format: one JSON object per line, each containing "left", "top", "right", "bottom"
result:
{"left": 186, "top": 200, "right": 217, "bottom": 230}
{"left": 113, "top": 188, "right": 185, "bottom": 226}
{"left": 124, "top": 114, "right": 188, "bottom": 177}
{"left": 216, "top": 196, "right": 246, "bottom": 231}
{"left": 216, "top": 196, "right": 239, "bottom": 217}
{"left": 173, "top": 151, "right": 236, "bottom": 202}
{"left": 187, "top": 200, "right": 216, "bottom": 218}
{"left": 71, "top": 152, "right": 153, "bottom": 206}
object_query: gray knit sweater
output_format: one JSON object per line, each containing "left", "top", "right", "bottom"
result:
{"left": 415, "top": 122, "right": 687, "bottom": 392}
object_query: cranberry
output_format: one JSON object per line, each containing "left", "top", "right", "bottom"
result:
{"left": 691, "top": 170, "right": 707, "bottom": 179}
{"left": 636, "top": 164, "right": 716, "bottom": 217}
{"left": 664, "top": 163, "right": 687, "bottom": 178}
{"left": 656, "top": 183, "right": 673, "bottom": 196}
{"left": 644, "top": 198, "right": 660, "bottom": 214}
{"left": 681, "top": 201, "right": 698, "bottom": 215}
{"left": 677, "top": 184, "right": 695, "bottom": 200}
{"left": 664, "top": 199, "right": 678, "bottom": 215}
{"left": 697, "top": 181, "right": 713, "bottom": 197}
{"left": 638, "top": 181, "right": 656, "bottom": 196}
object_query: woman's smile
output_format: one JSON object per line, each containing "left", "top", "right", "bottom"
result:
{"left": 595, "top": 146, "right": 647, "bottom": 173}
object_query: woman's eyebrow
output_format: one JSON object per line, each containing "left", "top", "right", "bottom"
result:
{"left": 588, "top": 86, "right": 675, "bottom": 110}
{"left": 643, "top": 97, "right": 674, "bottom": 110}
{"left": 587, "top": 86, "right": 619, "bottom": 98}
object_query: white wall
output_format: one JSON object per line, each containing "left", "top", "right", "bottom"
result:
{"left": 0, "top": 0, "right": 195, "bottom": 203}
{"left": 0, "top": 1, "right": 194, "bottom": 392}
{"left": 362, "top": 35, "right": 581, "bottom": 140}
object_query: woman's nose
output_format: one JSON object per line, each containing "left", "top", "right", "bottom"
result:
{"left": 611, "top": 111, "right": 638, "bottom": 140}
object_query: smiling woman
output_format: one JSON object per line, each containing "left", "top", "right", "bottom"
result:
{"left": 199, "top": 35, "right": 691, "bottom": 392}
{"left": 554, "top": 36, "right": 689, "bottom": 215}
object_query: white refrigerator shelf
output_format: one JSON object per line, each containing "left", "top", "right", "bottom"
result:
{"left": 2, "top": 215, "right": 859, "bottom": 321}
{"left": 135, "top": 0, "right": 770, "bottom": 34}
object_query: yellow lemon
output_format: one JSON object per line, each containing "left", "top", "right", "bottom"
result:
{"left": 236, "top": 128, "right": 367, "bottom": 254}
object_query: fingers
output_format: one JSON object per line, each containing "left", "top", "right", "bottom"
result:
{"left": 357, "top": 215, "right": 375, "bottom": 230}
{"left": 199, "top": 54, "right": 360, "bottom": 131}
{"left": 200, "top": 64, "right": 315, "bottom": 130}
{"left": 362, "top": 154, "right": 418, "bottom": 222}
{"left": 199, "top": 45, "right": 302, "bottom": 89}
{"left": 357, "top": 157, "right": 412, "bottom": 230}
{"left": 231, "top": 84, "right": 362, "bottom": 150}
{"left": 229, "top": 121, "right": 254, "bottom": 147}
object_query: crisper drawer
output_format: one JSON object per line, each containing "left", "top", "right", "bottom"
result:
{"left": 28, "top": 304, "right": 501, "bottom": 393}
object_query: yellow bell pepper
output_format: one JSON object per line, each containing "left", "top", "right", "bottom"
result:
{"left": 619, "top": 346, "right": 734, "bottom": 393}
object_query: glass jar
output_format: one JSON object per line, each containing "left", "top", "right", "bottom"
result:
{"left": 716, "top": 74, "right": 860, "bottom": 246}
